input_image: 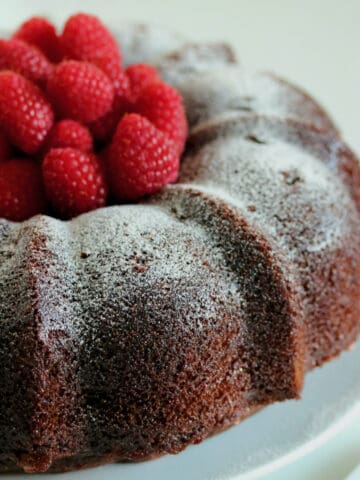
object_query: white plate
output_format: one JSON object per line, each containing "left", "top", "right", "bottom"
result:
{"left": 4, "top": 341, "right": 360, "bottom": 480}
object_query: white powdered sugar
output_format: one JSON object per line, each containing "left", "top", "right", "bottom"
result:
{"left": 115, "top": 24, "right": 185, "bottom": 66}
{"left": 157, "top": 63, "right": 337, "bottom": 133}
{"left": 0, "top": 26, "right": 358, "bottom": 346}
{"left": 0, "top": 23, "right": 358, "bottom": 365}
{"left": 0, "top": 24, "right": 359, "bottom": 472}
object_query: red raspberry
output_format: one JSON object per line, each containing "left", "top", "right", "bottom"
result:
{"left": 47, "top": 60, "right": 114, "bottom": 123}
{"left": 111, "top": 64, "right": 131, "bottom": 98}
{"left": 43, "top": 147, "right": 108, "bottom": 218}
{"left": 0, "top": 131, "right": 11, "bottom": 162}
{"left": 94, "top": 54, "right": 123, "bottom": 85}
{"left": 97, "top": 146, "right": 110, "bottom": 176}
{"left": 0, "top": 72, "right": 54, "bottom": 154}
{"left": 108, "top": 113, "right": 179, "bottom": 200}
{"left": 88, "top": 105, "right": 122, "bottom": 143}
{"left": 44, "top": 119, "right": 93, "bottom": 153}
{"left": 88, "top": 69, "right": 131, "bottom": 142}
{"left": 13, "top": 17, "right": 62, "bottom": 62}
{"left": 0, "top": 38, "right": 52, "bottom": 86}
{"left": 126, "top": 64, "right": 160, "bottom": 101}
{"left": 0, "top": 158, "right": 47, "bottom": 221}
{"left": 135, "top": 81, "right": 187, "bottom": 156}
{"left": 60, "top": 13, "right": 121, "bottom": 78}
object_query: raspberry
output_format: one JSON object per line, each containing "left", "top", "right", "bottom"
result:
{"left": 94, "top": 54, "right": 123, "bottom": 85}
{"left": 47, "top": 60, "right": 114, "bottom": 123}
{"left": 0, "top": 158, "right": 47, "bottom": 221}
{"left": 110, "top": 64, "right": 131, "bottom": 99}
{"left": 97, "top": 146, "right": 110, "bottom": 176}
{"left": 43, "top": 147, "right": 107, "bottom": 218}
{"left": 135, "top": 81, "right": 187, "bottom": 155}
{"left": 88, "top": 106, "right": 122, "bottom": 143}
{"left": 126, "top": 64, "right": 160, "bottom": 101}
{"left": 60, "top": 13, "right": 121, "bottom": 78}
{"left": 88, "top": 69, "right": 131, "bottom": 142}
{"left": 0, "top": 15, "right": 189, "bottom": 220}
{"left": 0, "top": 72, "right": 54, "bottom": 154}
{"left": 0, "top": 38, "right": 52, "bottom": 86}
{"left": 108, "top": 113, "right": 179, "bottom": 200}
{"left": 13, "top": 17, "right": 62, "bottom": 62}
{"left": 0, "top": 131, "right": 11, "bottom": 162}
{"left": 44, "top": 120, "right": 93, "bottom": 153}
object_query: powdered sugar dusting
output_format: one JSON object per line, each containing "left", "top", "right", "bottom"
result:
{"left": 115, "top": 24, "right": 185, "bottom": 66}
{"left": 156, "top": 43, "right": 237, "bottom": 85}
{"left": 0, "top": 24, "right": 359, "bottom": 472}
{"left": 181, "top": 118, "right": 355, "bottom": 259}
{"left": 156, "top": 62, "right": 338, "bottom": 133}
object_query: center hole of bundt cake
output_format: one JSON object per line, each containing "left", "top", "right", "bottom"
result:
{"left": 0, "top": 27, "right": 188, "bottom": 223}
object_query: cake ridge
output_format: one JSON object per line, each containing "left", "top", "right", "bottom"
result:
{"left": 186, "top": 113, "right": 360, "bottom": 211}
{"left": 0, "top": 216, "right": 86, "bottom": 472}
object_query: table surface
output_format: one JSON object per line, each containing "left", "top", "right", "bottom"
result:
{"left": 1, "top": 1, "right": 360, "bottom": 479}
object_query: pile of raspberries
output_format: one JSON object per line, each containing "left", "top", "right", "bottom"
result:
{"left": 0, "top": 13, "right": 187, "bottom": 221}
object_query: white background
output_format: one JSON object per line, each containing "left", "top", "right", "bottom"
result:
{"left": 1, "top": 1, "right": 359, "bottom": 479}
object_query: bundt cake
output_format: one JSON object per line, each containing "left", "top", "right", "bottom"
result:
{"left": 0, "top": 23, "right": 360, "bottom": 473}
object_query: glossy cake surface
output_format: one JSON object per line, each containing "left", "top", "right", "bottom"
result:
{"left": 0, "top": 24, "right": 359, "bottom": 472}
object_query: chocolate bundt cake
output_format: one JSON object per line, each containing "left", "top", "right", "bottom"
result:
{"left": 0, "top": 24, "right": 360, "bottom": 473}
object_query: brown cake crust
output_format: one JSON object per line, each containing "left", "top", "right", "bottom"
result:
{"left": 0, "top": 24, "right": 359, "bottom": 473}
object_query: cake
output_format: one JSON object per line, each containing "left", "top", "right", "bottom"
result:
{"left": 0, "top": 23, "right": 359, "bottom": 473}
